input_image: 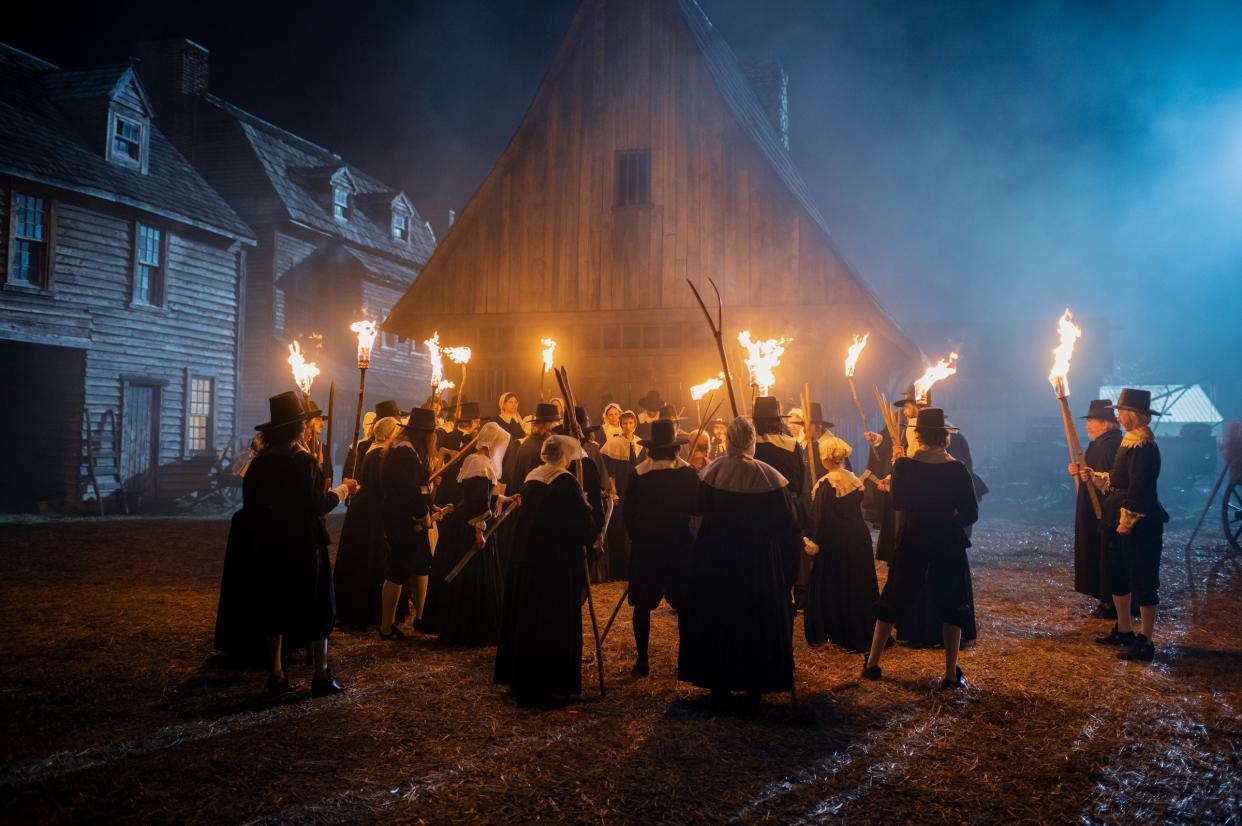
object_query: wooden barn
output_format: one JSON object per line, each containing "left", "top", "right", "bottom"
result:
{"left": 0, "top": 43, "right": 254, "bottom": 512}
{"left": 386, "top": 0, "right": 921, "bottom": 428}
{"left": 137, "top": 39, "right": 437, "bottom": 450}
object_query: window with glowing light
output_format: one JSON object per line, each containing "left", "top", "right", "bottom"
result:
{"left": 187, "top": 376, "right": 214, "bottom": 453}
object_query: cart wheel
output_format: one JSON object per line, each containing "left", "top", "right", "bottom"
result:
{"left": 1223, "top": 479, "right": 1242, "bottom": 554}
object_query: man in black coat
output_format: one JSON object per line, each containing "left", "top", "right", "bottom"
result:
{"left": 752, "top": 396, "right": 806, "bottom": 592}
{"left": 1068, "top": 400, "right": 1124, "bottom": 617}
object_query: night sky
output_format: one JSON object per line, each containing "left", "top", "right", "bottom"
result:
{"left": 9, "top": 0, "right": 1241, "bottom": 401}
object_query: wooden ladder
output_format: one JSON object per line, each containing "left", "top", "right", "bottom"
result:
{"left": 83, "top": 407, "right": 125, "bottom": 515}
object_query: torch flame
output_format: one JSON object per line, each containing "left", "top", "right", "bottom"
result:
{"left": 1047, "top": 308, "right": 1081, "bottom": 398}
{"left": 913, "top": 351, "right": 959, "bottom": 405}
{"left": 350, "top": 318, "right": 378, "bottom": 368}
{"left": 287, "top": 340, "right": 320, "bottom": 396}
{"left": 844, "top": 333, "right": 870, "bottom": 377}
{"left": 541, "top": 338, "right": 557, "bottom": 373}
{"left": 737, "top": 331, "right": 790, "bottom": 395}
{"left": 424, "top": 331, "right": 445, "bottom": 388}
{"left": 445, "top": 346, "right": 472, "bottom": 365}
{"left": 436, "top": 379, "right": 455, "bottom": 393}
{"left": 690, "top": 375, "right": 725, "bottom": 401}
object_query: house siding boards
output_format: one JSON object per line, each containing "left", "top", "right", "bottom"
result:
{"left": 388, "top": 0, "right": 918, "bottom": 418}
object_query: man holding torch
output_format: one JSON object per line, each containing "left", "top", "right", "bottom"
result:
{"left": 1069, "top": 400, "right": 1124, "bottom": 618}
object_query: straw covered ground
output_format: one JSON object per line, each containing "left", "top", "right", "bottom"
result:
{"left": 0, "top": 513, "right": 1239, "bottom": 824}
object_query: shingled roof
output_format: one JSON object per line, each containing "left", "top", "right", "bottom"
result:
{"left": 0, "top": 43, "right": 252, "bottom": 241}
{"left": 674, "top": 0, "right": 906, "bottom": 338}
{"left": 200, "top": 94, "right": 435, "bottom": 265}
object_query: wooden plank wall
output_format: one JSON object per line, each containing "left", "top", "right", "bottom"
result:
{"left": 0, "top": 177, "right": 242, "bottom": 506}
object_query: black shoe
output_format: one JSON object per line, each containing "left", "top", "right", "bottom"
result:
{"left": 940, "top": 666, "right": 966, "bottom": 690}
{"left": 632, "top": 659, "right": 650, "bottom": 677}
{"left": 1118, "top": 634, "right": 1155, "bottom": 662}
{"left": 311, "top": 669, "right": 345, "bottom": 697}
{"left": 1089, "top": 603, "right": 1117, "bottom": 619}
{"left": 1094, "top": 626, "right": 1135, "bottom": 646}
{"left": 861, "top": 656, "right": 882, "bottom": 681}
{"left": 266, "top": 674, "right": 293, "bottom": 695}
{"left": 379, "top": 625, "right": 408, "bottom": 641}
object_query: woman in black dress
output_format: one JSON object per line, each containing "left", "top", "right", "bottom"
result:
{"left": 379, "top": 408, "right": 442, "bottom": 639}
{"left": 228, "top": 391, "right": 355, "bottom": 695}
{"left": 424, "top": 422, "right": 516, "bottom": 645}
{"left": 333, "top": 415, "right": 401, "bottom": 627}
{"left": 494, "top": 435, "right": 597, "bottom": 706}
{"left": 678, "top": 417, "right": 798, "bottom": 707}
{"left": 803, "top": 436, "right": 879, "bottom": 652}
{"left": 622, "top": 420, "right": 699, "bottom": 676}
{"left": 863, "top": 409, "right": 978, "bottom": 689}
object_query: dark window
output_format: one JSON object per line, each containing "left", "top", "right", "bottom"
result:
{"left": 614, "top": 150, "right": 650, "bottom": 207}
{"left": 187, "top": 376, "right": 214, "bottom": 453}
{"left": 603, "top": 325, "right": 621, "bottom": 349}
{"left": 581, "top": 326, "right": 601, "bottom": 351}
{"left": 662, "top": 324, "right": 682, "bottom": 349}
{"left": 10, "top": 193, "right": 48, "bottom": 286}
{"left": 134, "top": 223, "right": 162, "bottom": 305}
{"left": 497, "top": 327, "right": 515, "bottom": 351}
{"left": 623, "top": 325, "right": 641, "bottom": 350}
{"left": 392, "top": 212, "right": 409, "bottom": 242}
{"left": 113, "top": 115, "right": 143, "bottom": 166}
{"left": 643, "top": 325, "right": 661, "bottom": 349}
{"left": 333, "top": 187, "right": 351, "bottom": 221}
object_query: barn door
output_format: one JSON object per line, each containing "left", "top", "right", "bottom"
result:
{"left": 121, "top": 382, "right": 160, "bottom": 503}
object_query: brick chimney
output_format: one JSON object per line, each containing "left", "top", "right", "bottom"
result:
{"left": 137, "top": 38, "right": 209, "bottom": 160}
{"left": 741, "top": 59, "right": 789, "bottom": 150}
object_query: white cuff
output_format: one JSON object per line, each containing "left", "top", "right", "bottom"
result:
{"left": 1090, "top": 471, "right": 1110, "bottom": 492}
{"left": 803, "top": 536, "right": 819, "bottom": 556}
{"left": 1119, "top": 508, "right": 1144, "bottom": 530}
{"left": 332, "top": 483, "right": 350, "bottom": 501}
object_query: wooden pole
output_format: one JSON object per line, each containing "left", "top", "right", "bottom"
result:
{"left": 325, "top": 380, "right": 335, "bottom": 481}
{"left": 687, "top": 278, "right": 740, "bottom": 417}
{"left": 1057, "top": 395, "right": 1102, "bottom": 519}
{"left": 873, "top": 385, "right": 901, "bottom": 447}
{"left": 348, "top": 366, "right": 367, "bottom": 480}
{"left": 454, "top": 363, "right": 468, "bottom": 421}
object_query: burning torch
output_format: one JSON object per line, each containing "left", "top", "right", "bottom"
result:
{"left": 424, "top": 331, "right": 451, "bottom": 403}
{"left": 287, "top": 340, "right": 320, "bottom": 405}
{"left": 844, "top": 333, "right": 870, "bottom": 432}
{"left": 914, "top": 352, "right": 959, "bottom": 408}
{"left": 690, "top": 374, "right": 724, "bottom": 434}
{"left": 738, "top": 330, "right": 790, "bottom": 408}
{"left": 539, "top": 338, "right": 556, "bottom": 400}
{"left": 348, "top": 317, "right": 378, "bottom": 479}
{"left": 445, "top": 346, "right": 472, "bottom": 422}
{"left": 1049, "top": 309, "right": 1101, "bottom": 518}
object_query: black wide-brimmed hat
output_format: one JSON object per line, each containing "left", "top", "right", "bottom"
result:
{"left": 374, "top": 399, "right": 402, "bottom": 420}
{"left": 639, "top": 419, "right": 690, "bottom": 449}
{"left": 1081, "top": 399, "right": 1119, "bottom": 423}
{"left": 752, "top": 396, "right": 789, "bottom": 420}
{"left": 404, "top": 407, "right": 438, "bottom": 432}
{"left": 530, "top": 402, "right": 562, "bottom": 423}
{"left": 657, "top": 403, "right": 686, "bottom": 422}
{"left": 1109, "top": 388, "right": 1164, "bottom": 417}
{"left": 913, "top": 407, "right": 958, "bottom": 433}
{"left": 256, "top": 391, "right": 315, "bottom": 431}
{"left": 456, "top": 401, "right": 480, "bottom": 422}
{"left": 305, "top": 399, "right": 328, "bottom": 421}
{"left": 807, "top": 402, "right": 835, "bottom": 428}
{"left": 637, "top": 389, "right": 663, "bottom": 410}
{"left": 893, "top": 384, "right": 918, "bottom": 407}
{"left": 573, "top": 405, "right": 602, "bottom": 433}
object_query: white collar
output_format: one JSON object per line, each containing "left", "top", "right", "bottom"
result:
{"left": 635, "top": 456, "right": 689, "bottom": 476}
{"left": 499, "top": 413, "right": 521, "bottom": 424}
{"left": 755, "top": 433, "right": 800, "bottom": 452}
{"left": 525, "top": 464, "right": 571, "bottom": 485}
{"left": 812, "top": 468, "right": 865, "bottom": 500}
{"left": 600, "top": 433, "right": 641, "bottom": 460}
{"left": 911, "top": 447, "right": 954, "bottom": 464}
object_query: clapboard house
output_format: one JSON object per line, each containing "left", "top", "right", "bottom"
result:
{"left": 0, "top": 43, "right": 254, "bottom": 512}
{"left": 386, "top": 0, "right": 921, "bottom": 427}
{"left": 137, "top": 40, "right": 437, "bottom": 447}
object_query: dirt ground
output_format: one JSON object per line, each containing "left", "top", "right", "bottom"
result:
{"left": 0, "top": 512, "right": 1238, "bottom": 824}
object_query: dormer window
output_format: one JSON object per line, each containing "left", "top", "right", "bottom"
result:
{"left": 107, "top": 113, "right": 148, "bottom": 172}
{"left": 392, "top": 211, "right": 409, "bottom": 242}
{"left": 333, "top": 187, "right": 351, "bottom": 222}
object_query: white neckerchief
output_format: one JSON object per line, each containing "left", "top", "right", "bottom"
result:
{"left": 499, "top": 412, "right": 522, "bottom": 425}
{"left": 756, "top": 433, "right": 800, "bottom": 452}
{"left": 525, "top": 463, "right": 571, "bottom": 485}
{"left": 602, "top": 423, "right": 623, "bottom": 441}
{"left": 1122, "top": 426, "right": 1155, "bottom": 448}
{"left": 634, "top": 456, "right": 689, "bottom": 476}
{"left": 699, "top": 454, "right": 788, "bottom": 493}
{"left": 459, "top": 452, "right": 497, "bottom": 483}
{"left": 911, "top": 446, "right": 954, "bottom": 464}
{"left": 638, "top": 411, "right": 659, "bottom": 423}
{"left": 812, "top": 468, "right": 864, "bottom": 500}
{"left": 600, "top": 433, "right": 641, "bottom": 461}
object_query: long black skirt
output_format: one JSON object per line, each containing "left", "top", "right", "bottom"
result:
{"left": 804, "top": 540, "right": 880, "bottom": 652}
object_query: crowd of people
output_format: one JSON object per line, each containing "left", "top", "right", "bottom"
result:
{"left": 213, "top": 381, "right": 1165, "bottom": 707}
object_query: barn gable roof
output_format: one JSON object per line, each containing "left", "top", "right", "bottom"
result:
{"left": 0, "top": 43, "right": 252, "bottom": 241}
{"left": 201, "top": 94, "right": 435, "bottom": 266}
